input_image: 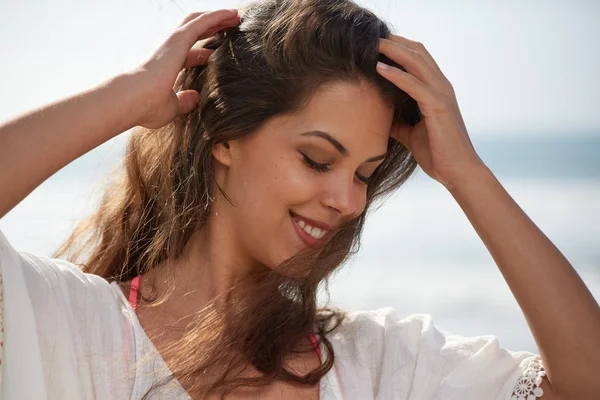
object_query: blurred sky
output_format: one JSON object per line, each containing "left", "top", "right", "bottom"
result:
{"left": 0, "top": 0, "right": 599, "bottom": 137}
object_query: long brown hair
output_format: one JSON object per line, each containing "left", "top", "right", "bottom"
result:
{"left": 54, "top": 0, "right": 421, "bottom": 397}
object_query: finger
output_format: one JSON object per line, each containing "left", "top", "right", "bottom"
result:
{"left": 378, "top": 38, "right": 440, "bottom": 87}
{"left": 177, "top": 12, "right": 206, "bottom": 28}
{"left": 201, "top": 17, "right": 241, "bottom": 38}
{"left": 180, "top": 9, "right": 239, "bottom": 43}
{"left": 176, "top": 90, "right": 200, "bottom": 116}
{"left": 177, "top": 9, "right": 237, "bottom": 29}
{"left": 182, "top": 47, "right": 214, "bottom": 69}
{"left": 388, "top": 34, "right": 445, "bottom": 77}
{"left": 142, "top": 10, "right": 239, "bottom": 80}
{"left": 376, "top": 61, "right": 437, "bottom": 106}
{"left": 182, "top": 16, "right": 239, "bottom": 68}
{"left": 178, "top": 11, "right": 240, "bottom": 37}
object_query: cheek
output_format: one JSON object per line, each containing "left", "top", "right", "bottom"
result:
{"left": 229, "top": 154, "right": 318, "bottom": 264}
{"left": 267, "top": 155, "right": 316, "bottom": 205}
{"left": 231, "top": 154, "right": 314, "bottom": 223}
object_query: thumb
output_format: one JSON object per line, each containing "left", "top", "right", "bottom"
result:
{"left": 175, "top": 90, "right": 200, "bottom": 116}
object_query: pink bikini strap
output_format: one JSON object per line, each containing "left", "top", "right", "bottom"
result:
{"left": 128, "top": 275, "right": 141, "bottom": 313}
{"left": 309, "top": 332, "right": 321, "bottom": 361}
{"left": 127, "top": 274, "right": 321, "bottom": 361}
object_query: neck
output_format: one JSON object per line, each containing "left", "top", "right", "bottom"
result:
{"left": 139, "top": 210, "right": 262, "bottom": 327}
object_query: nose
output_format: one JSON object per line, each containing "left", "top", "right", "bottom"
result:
{"left": 321, "top": 173, "right": 362, "bottom": 218}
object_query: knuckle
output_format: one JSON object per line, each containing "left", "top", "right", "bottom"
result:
{"left": 412, "top": 41, "right": 427, "bottom": 52}
{"left": 180, "top": 12, "right": 201, "bottom": 26}
{"left": 447, "top": 82, "right": 455, "bottom": 95}
{"left": 441, "top": 77, "right": 454, "bottom": 91}
{"left": 445, "top": 79, "right": 456, "bottom": 95}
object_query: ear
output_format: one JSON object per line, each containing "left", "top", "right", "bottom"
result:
{"left": 211, "top": 141, "right": 233, "bottom": 167}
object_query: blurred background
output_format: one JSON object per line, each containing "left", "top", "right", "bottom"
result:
{"left": 0, "top": 0, "right": 598, "bottom": 353}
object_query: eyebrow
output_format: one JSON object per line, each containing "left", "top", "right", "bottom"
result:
{"left": 300, "top": 130, "right": 387, "bottom": 162}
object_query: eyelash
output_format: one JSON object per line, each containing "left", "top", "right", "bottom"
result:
{"left": 300, "top": 153, "right": 371, "bottom": 185}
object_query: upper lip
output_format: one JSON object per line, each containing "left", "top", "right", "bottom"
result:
{"left": 290, "top": 211, "right": 335, "bottom": 231}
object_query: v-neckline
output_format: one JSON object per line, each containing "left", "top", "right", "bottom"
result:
{"left": 110, "top": 281, "right": 339, "bottom": 399}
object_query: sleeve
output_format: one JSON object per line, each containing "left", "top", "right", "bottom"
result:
{"left": 0, "top": 228, "right": 134, "bottom": 399}
{"left": 0, "top": 228, "right": 49, "bottom": 399}
{"left": 0, "top": 264, "right": 4, "bottom": 392}
{"left": 337, "top": 307, "right": 547, "bottom": 400}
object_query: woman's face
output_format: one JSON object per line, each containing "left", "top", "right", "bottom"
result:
{"left": 212, "top": 81, "right": 394, "bottom": 270}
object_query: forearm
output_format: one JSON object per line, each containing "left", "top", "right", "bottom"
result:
{"left": 0, "top": 71, "right": 147, "bottom": 219}
{"left": 447, "top": 164, "right": 600, "bottom": 396}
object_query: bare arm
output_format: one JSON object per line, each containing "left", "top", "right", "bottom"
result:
{"left": 448, "top": 164, "right": 600, "bottom": 398}
{"left": 376, "top": 35, "right": 600, "bottom": 399}
{"left": 0, "top": 72, "right": 146, "bottom": 219}
{"left": 0, "top": 9, "right": 240, "bottom": 220}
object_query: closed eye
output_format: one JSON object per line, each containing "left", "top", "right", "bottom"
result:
{"left": 300, "top": 153, "right": 371, "bottom": 185}
{"left": 301, "top": 153, "right": 330, "bottom": 172}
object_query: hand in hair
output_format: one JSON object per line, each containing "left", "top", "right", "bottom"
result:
{"left": 376, "top": 35, "right": 484, "bottom": 191}
{"left": 135, "top": 9, "right": 241, "bottom": 129}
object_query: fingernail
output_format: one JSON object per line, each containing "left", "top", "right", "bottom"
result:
{"left": 376, "top": 61, "right": 389, "bottom": 71}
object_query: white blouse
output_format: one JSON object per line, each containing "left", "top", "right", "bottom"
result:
{"left": 0, "top": 228, "right": 546, "bottom": 399}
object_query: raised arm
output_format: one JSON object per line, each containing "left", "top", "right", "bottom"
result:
{"left": 376, "top": 35, "right": 600, "bottom": 398}
{"left": 0, "top": 72, "right": 145, "bottom": 219}
{"left": 446, "top": 160, "right": 600, "bottom": 398}
{"left": 0, "top": 9, "right": 240, "bottom": 219}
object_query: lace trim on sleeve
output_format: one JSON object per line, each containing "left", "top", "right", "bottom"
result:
{"left": 511, "top": 355, "right": 546, "bottom": 400}
{"left": 0, "top": 272, "right": 4, "bottom": 389}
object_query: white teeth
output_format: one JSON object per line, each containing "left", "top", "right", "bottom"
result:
{"left": 293, "top": 215, "right": 329, "bottom": 239}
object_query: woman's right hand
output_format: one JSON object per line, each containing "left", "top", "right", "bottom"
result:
{"left": 0, "top": 11, "right": 241, "bottom": 219}
{"left": 133, "top": 9, "right": 240, "bottom": 129}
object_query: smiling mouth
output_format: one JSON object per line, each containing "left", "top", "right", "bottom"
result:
{"left": 289, "top": 212, "right": 330, "bottom": 248}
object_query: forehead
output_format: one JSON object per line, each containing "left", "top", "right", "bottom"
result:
{"left": 266, "top": 81, "right": 394, "bottom": 152}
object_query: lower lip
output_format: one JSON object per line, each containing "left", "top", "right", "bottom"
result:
{"left": 290, "top": 212, "right": 327, "bottom": 250}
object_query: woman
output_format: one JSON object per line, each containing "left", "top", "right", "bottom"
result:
{"left": 0, "top": 0, "right": 598, "bottom": 399}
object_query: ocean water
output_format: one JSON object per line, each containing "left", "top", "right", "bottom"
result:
{"left": 1, "top": 131, "right": 598, "bottom": 354}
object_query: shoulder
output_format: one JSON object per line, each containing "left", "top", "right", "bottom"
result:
{"left": 335, "top": 306, "right": 434, "bottom": 331}
{"left": 323, "top": 307, "right": 433, "bottom": 383}
{"left": 327, "top": 307, "right": 445, "bottom": 370}
{"left": 331, "top": 306, "right": 528, "bottom": 358}
{"left": 329, "top": 306, "right": 435, "bottom": 350}
{"left": 0, "top": 229, "right": 136, "bottom": 398}
{"left": 327, "top": 307, "right": 540, "bottom": 400}
{"left": 1, "top": 228, "right": 115, "bottom": 299}
{"left": 0, "top": 228, "right": 129, "bottom": 335}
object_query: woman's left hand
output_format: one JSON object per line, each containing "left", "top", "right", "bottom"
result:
{"left": 376, "top": 35, "right": 486, "bottom": 190}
